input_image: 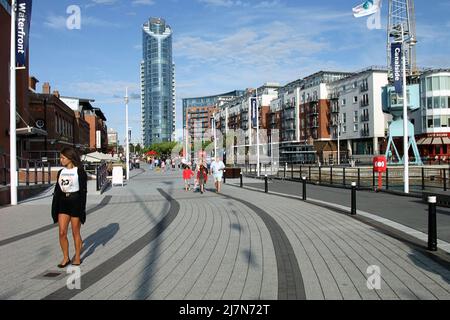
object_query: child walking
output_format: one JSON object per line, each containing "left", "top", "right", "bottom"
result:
{"left": 182, "top": 165, "right": 194, "bottom": 191}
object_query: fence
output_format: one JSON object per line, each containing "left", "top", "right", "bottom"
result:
{"left": 1, "top": 154, "right": 54, "bottom": 186}
{"left": 243, "top": 163, "right": 450, "bottom": 193}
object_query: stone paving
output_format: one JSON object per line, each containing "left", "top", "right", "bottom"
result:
{"left": 0, "top": 168, "right": 449, "bottom": 300}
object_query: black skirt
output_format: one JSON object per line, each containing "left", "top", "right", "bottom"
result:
{"left": 58, "top": 192, "right": 82, "bottom": 218}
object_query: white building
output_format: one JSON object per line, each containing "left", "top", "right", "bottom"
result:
{"left": 328, "top": 67, "right": 390, "bottom": 160}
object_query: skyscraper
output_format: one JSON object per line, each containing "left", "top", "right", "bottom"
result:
{"left": 141, "top": 18, "right": 175, "bottom": 146}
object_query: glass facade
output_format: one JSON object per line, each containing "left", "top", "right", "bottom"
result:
{"left": 141, "top": 18, "right": 174, "bottom": 146}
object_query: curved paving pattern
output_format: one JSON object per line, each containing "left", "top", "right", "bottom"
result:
{"left": 0, "top": 169, "right": 449, "bottom": 300}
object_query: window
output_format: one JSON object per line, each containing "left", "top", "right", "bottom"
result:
{"left": 354, "top": 111, "right": 358, "bottom": 122}
{"left": 434, "top": 117, "right": 441, "bottom": 127}
{"left": 342, "top": 99, "right": 346, "bottom": 106}
{"left": 353, "top": 96, "right": 358, "bottom": 103}
{"left": 428, "top": 117, "right": 433, "bottom": 128}
{"left": 343, "top": 113, "right": 347, "bottom": 123}
{"left": 354, "top": 124, "right": 358, "bottom": 132}
{"left": 427, "top": 97, "right": 433, "bottom": 109}
{"left": 342, "top": 125, "right": 346, "bottom": 133}
{"left": 353, "top": 81, "right": 357, "bottom": 89}
{"left": 433, "top": 77, "right": 440, "bottom": 91}
{"left": 427, "top": 77, "right": 432, "bottom": 91}
{"left": 434, "top": 97, "right": 440, "bottom": 109}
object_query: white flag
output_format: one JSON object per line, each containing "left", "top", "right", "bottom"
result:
{"left": 353, "top": 0, "right": 382, "bottom": 18}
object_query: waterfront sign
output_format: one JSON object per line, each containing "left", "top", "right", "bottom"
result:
{"left": 16, "top": 0, "right": 32, "bottom": 68}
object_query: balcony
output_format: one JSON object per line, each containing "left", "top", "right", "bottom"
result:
{"left": 360, "top": 114, "right": 369, "bottom": 122}
{"left": 329, "top": 92, "right": 340, "bottom": 100}
{"left": 360, "top": 100, "right": 369, "bottom": 107}
{"left": 360, "top": 84, "right": 369, "bottom": 92}
{"left": 360, "top": 129, "right": 370, "bottom": 137}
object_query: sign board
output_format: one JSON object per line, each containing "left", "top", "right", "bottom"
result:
{"left": 373, "top": 156, "right": 387, "bottom": 173}
{"left": 391, "top": 42, "right": 403, "bottom": 94}
{"left": 96, "top": 130, "right": 101, "bottom": 149}
{"left": 112, "top": 166, "right": 123, "bottom": 186}
{"left": 250, "top": 97, "right": 257, "bottom": 129}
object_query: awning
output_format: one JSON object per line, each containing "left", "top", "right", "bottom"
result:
{"left": 431, "top": 137, "right": 444, "bottom": 145}
{"left": 442, "top": 137, "right": 450, "bottom": 144}
{"left": 415, "top": 137, "right": 426, "bottom": 145}
{"left": 419, "top": 137, "right": 433, "bottom": 145}
{"left": 16, "top": 126, "right": 47, "bottom": 136}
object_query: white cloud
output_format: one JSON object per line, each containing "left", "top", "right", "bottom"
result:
{"left": 198, "top": 0, "right": 247, "bottom": 8}
{"left": 44, "top": 14, "right": 120, "bottom": 30}
{"left": 132, "top": 0, "right": 155, "bottom": 5}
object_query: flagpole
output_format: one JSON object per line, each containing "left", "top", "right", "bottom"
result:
{"left": 125, "top": 87, "right": 130, "bottom": 181}
{"left": 10, "top": 0, "right": 18, "bottom": 205}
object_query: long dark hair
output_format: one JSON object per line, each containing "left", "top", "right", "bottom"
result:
{"left": 60, "top": 147, "right": 82, "bottom": 168}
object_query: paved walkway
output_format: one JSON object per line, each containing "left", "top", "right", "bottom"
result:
{"left": 0, "top": 169, "right": 449, "bottom": 300}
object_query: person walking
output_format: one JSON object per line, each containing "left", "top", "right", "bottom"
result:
{"left": 51, "top": 147, "right": 88, "bottom": 268}
{"left": 210, "top": 156, "right": 225, "bottom": 193}
{"left": 197, "top": 163, "right": 208, "bottom": 194}
{"left": 182, "top": 165, "right": 194, "bottom": 191}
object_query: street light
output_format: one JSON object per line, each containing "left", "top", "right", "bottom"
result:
{"left": 125, "top": 88, "right": 130, "bottom": 181}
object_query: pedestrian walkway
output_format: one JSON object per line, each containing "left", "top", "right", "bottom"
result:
{"left": 0, "top": 169, "right": 449, "bottom": 300}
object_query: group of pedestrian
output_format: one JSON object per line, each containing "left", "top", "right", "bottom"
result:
{"left": 182, "top": 157, "right": 225, "bottom": 194}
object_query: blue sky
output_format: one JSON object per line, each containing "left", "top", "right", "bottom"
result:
{"left": 29, "top": 0, "right": 450, "bottom": 145}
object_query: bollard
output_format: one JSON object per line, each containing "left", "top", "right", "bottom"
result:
{"left": 264, "top": 175, "right": 268, "bottom": 193}
{"left": 428, "top": 196, "right": 437, "bottom": 251}
{"left": 351, "top": 182, "right": 357, "bottom": 215}
{"left": 302, "top": 176, "right": 306, "bottom": 201}
{"left": 240, "top": 172, "right": 243, "bottom": 188}
{"left": 223, "top": 169, "right": 226, "bottom": 184}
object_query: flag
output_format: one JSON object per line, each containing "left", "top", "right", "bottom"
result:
{"left": 353, "top": 0, "right": 381, "bottom": 18}
{"left": 15, "top": 0, "right": 33, "bottom": 68}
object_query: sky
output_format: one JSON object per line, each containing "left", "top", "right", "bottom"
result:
{"left": 28, "top": 0, "right": 450, "bottom": 145}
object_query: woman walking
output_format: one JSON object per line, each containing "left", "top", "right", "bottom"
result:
{"left": 197, "top": 163, "right": 208, "bottom": 194}
{"left": 51, "top": 147, "right": 88, "bottom": 268}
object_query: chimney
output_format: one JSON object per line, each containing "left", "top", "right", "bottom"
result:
{"left": 29, "top": 76, "right": 39, "bottom": 91}
{"left": 42, "top": 82, "right": 51, "bottom": 94}
{"left": 52, "top": 90, "right": 60, "bottom": 98}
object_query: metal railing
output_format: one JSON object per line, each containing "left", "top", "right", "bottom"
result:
{"left": 1, "top": 154, "right": 53, "bottom": 186}
{"left": 243, "top": 163, "right": 450, "bottom": 193}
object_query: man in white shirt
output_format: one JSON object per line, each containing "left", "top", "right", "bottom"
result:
{"left": 210, "top": 156, "right": 225, "bottom": 193}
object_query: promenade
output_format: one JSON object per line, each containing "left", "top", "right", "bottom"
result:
{"left": 0, "top": 168, "right": 449, "bottom": 300}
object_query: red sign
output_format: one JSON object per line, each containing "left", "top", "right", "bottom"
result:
{"left": 373, "top": 156, "right": 387, "bottom": 173}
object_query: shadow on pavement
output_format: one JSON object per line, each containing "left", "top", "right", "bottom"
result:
{"left": 408, "top": 251, "right": 450, "bottom": 286}
{"left": 81, "top": 223, "right": 120, "bottom": 262}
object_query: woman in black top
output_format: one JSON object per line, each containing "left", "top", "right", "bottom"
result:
{"left": 51, "top": 147, "right": 87, "bottom": 268}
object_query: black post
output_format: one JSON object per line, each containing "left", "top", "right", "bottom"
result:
{"left": 264, "top": 175, "right": 268, "bottom": 193}
{"left": 372, "top": 169, "right": 375, "bottom": 189}
{"left": 291, "top": 163, "right": 294, "bottom": 180}
{"left": 223, "top": 169, "right": 226, "bottom": 184}
{"left": 34, "top": 161, "right": 37, "bottom": 185}
{"left": 422, "top": 167, "right": 425, "bottom": 190}
{"left": 26, "top": 161, "right": 29, "bottom": 186}
{"left": 240, "top": 172, "right": 243, "bottom": 188}
{"left": 358, "top": 168, "right": 361, "bottom": 188}
{"left": 444, "top": 169, "right": 447, "bottom": 192}
{"left": 351, "top": 182, "right": 357, "bottom": 215}
{"left": 41, "top": 163, "right": 45, "bottom": 184}
{"left": 48, "top": 162, "right": 51, "bottom": 184}
{"left": 319, "top": 166, "right": 322, "bottom": 184}
{"left": 309, "top": 166, "right": 311, "bottom": 181}
{"left": 386, "top": 167, "right": 389, "bottom": 190}
{"left": 343, "top": 167, "right": 346, "bottom": 186}
{"left": 330, "top": 167, "right": 333, "bottom": 185}
{"left": 284, "top": 163, "right": 286, "bottom": 179}
{"left": 302, "top": 176, "right": 306, "bottom": 201}
{"left": 428, "top": 196, "right": 437, "bottom": 251}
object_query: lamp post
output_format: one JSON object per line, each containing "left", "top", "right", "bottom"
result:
{"left": 337, "top": 113, "right": 341, "bottom": 166}
{"left": 125, "top": 88, "right": 130, "bottom": 181}
{"left": 10, "top": 0, "right": 18, "bottom": 205}
{"left": 401, "top": 24, "right": 409, "bottom": 194}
